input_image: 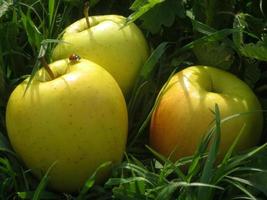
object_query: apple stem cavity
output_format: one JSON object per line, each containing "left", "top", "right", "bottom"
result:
{"left": 39, "top": 57, "right": 55, "bottom": 80}
{"left": 84, "top": 1, "right": 90, "bottom": 28}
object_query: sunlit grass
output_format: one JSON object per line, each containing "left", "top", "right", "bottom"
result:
{"left": 105, "top": 106, "right": 267, "bottom": 200}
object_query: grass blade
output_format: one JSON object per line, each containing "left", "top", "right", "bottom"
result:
{"left": 146, "top": 145, "right": 187, "bottom": 181}
{"left": 48, "top": 0, "right": 55, "bottom": 27}
{"left": 127, "top": 0, "right": 165, "bottom": 24}
{"left": 227, "top": 143, "right": 267, "bottom": 171}
{"left": 105, "top": 177, "right": 153, "bottom": 186}
{"left": 156, "top": 181, "right": 224, "bottom": 200}
{"left": 32, "top": 161, "right": 57, "bottom": 200}
{"left": 127, "top": 42, "right": 171, "bottom": 147}
{"left": 128, "top": 67, "right": 177, "bottom": 148}
{"left": 198, "top": 104, "right": 221, "bottom": 199}
{"left": 174, "top": 28, "right": 239, "bottom": 55}
{"left": 226, "top": 176, "right": 256, "bottom": 188}
{"left": 18, "top": 191, "right": 60, "bottom": 199}
{"left": 77, "top": 161, "right": 112, "bottom": 200}
{"left": 128, "top": 42, "right": 169, "bottom": 112}
{"left": 224, "top": 179, "right": 257, "bottom": 200}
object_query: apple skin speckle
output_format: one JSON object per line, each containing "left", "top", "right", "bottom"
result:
{"left": 6, "top": 58, "right": 128, "bottom": 192}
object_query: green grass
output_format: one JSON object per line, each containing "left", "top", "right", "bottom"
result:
{"left": 1, "top": 0, "right": 267, "bottom": 199}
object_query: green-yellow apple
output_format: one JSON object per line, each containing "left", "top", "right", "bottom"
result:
{"left": 150, "top": 66, "right": 263, "bottom": 161}
{"left": 5, "top": 58, "right": 128, "bottom": 192}
{"left": 52, "top": 15, "right": 150, "bottom": 95}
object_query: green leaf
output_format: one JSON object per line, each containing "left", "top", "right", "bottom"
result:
{"left": 139, "top": 0, "right": 185, "bottom": 33}
{"left": 233, "top": 13, "right": 248, "bottom": 48}
{"left": 240, "top": 41, "right": 267, "bottom": 61}
{"left": 243, "top": 60, "right": 261, "bottom": 88}
{"left": 190, "top": 19, "right": 235, "bottom": 69}
{"left": 233, "top": 12, "right": 267, "bottom": 62}
{"left": 128, "top": 0, "right": 185, "bottom": 33}
{"left": 193, "top": 41, "right": 234, "bottom": 69}
{"left": 192, "top": 0, "right": 235, "bottom": 29}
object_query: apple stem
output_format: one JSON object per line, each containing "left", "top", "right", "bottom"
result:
{"left": 84, "top": 1, "right": 90, "bottom": 28}
{"left": 39, "top": 57, "right": 55, "bottom": 80}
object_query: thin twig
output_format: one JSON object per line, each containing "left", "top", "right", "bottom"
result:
{"left": 39, "top": 57, "right": 55, "bottom": 80}
{"left": 84, "top": 1, "right": 90, "bottom": 28}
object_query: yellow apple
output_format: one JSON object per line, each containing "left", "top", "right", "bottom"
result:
{"left": 52, "top": 15, "right": 150, "bottom": 95}
{"left": 5, "top": 58, "right": 128, "bottom": 192}
{"left": 150, "top": 66, "right": 263, "bottom": 161}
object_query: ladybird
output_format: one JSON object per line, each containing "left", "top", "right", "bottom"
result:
{"left": 69, "top": 54, "right": 81, "bottom": 62}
